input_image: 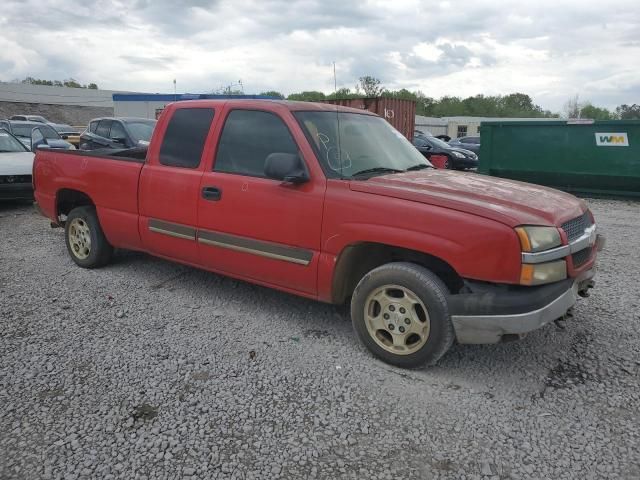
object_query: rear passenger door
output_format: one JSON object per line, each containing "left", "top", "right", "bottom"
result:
{"left": 139, "top": 107, "right": 216, "bottom": 265}
{"left": 196, "top": 108, "right": 325, "bottom": 296}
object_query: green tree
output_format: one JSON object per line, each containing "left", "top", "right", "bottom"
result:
{"left": 358, "top": 76, "right": 383, "bottom": 97}
{"left": 382, "top": 88, "right": 418, "bottom": 101}
{"left": 615, "top": 104, "right": 640, "bottom": 119}
{"left": 501, "top": 93, "right": 541, "bottom": 116}
{"left": 63, "top": 78, "right": 82, "bottom": 88}
{"left": 327, "top": 88, "right": 360, "bottom": 100}
{"left": 579, "top": 103, "right": 613, "bottom": 120}
{"left": 19, "top": 77, "right": 98, "bottom": 89}
{"left": 259, "top": 91, "right": 285, "bottom": 99}
{"left": 287, "top": 91, "right": 327, "bottom": 101}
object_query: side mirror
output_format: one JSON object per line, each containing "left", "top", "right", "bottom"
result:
{"left": 112, "top": 137, "right": 126, "bottom": 145}
{"left": 31, "top": 127, "right": 49, "bottom": 151}
{"left": 264, "top": 153, "right": 309, "bottom": 184}
{"left": 61, "top": 134, "right": 69, "bottom": 140}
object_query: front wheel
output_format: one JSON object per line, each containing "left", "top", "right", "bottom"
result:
{"left": 351, "top": 262, "right": 454, "bottom": 368}
{"left": 65, "top": 206, "right": 113, "bottom": 268}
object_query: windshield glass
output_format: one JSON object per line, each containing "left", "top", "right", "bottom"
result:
{"left": 0, "top": 130, "right": 28, "bottom": 152}
{"left": 426, "top": 136, "right": 451, "bottom": 149}
{"left": 11, "top": 124, "right": 60, "bottom": 140}
{"left": 295, "top": 111, "right": 431, "bottom": 178}
{"left": 125, "top": 120, "right": 156, "bottom": 142}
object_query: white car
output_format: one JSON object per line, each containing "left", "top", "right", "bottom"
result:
{"left": 0, "top": 129, "right": 35, "bottom": 201}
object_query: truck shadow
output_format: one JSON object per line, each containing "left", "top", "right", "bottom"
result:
{"left": 107, "top": 250, "right": 571, "bottom": 380}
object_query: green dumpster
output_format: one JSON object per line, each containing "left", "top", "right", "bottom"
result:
{"left": 479, "top": 120, "right": 640, "bottom": 197}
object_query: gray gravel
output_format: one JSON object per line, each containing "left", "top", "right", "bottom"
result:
{"left": 1, "top": 198, "right": 639, "bottom": 479}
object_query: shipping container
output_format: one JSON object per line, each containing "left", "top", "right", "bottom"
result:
{"left": 479, "top": 120, "right": 640, "bottom": 197}
{"left": 320, "top": 97, "right": 416, "bottom": 140}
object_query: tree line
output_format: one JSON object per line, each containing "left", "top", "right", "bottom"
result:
{"left": 14, "top": 75, "right": 638, "bottom": 119}
{"left": 261, "top": 76, "right": 640, "bottom": 120}
{"left": 17, "top": 77, "right": 99, "bottom": 89}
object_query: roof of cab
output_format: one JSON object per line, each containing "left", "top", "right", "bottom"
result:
{"left": 167, "top": 99, "right": 376, "bottom": 116}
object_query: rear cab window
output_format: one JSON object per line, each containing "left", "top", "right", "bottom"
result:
{"left": 159, "top": 108, "right": 215, "bottom": 168}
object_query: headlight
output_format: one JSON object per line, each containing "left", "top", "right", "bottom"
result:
{"left": 520, "top": 261, "right": 567, "bottom": 286}
{"left": 515, "top": 226, "right": 561, "bottom": 252}
{"left": 452, "top": 151, "right": 465, "bottom": 158}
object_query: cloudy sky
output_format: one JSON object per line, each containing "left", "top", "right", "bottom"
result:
{"left": 0, "top": 0, "right": 638, "bottom": 111}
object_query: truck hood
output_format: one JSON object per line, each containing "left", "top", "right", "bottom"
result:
{"left": 349, "top": 170, "right": 586, "bottom": 227}
{"left": 0, "top": 151, "right": 35, "bottom": 176}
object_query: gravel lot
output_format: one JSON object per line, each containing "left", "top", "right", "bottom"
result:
{"left": 1, "top": 198, "right": 639, "bottom": 480}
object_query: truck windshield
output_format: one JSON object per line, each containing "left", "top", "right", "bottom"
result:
{"left": 0, "top": 130, "right": 28, "bottom": 152}
{"left": 295, "top": 111, "right": 431, "bottom": 178}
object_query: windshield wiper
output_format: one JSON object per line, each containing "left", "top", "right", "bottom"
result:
{"left": 351, "top": 167, "right": 404, "bottom": 178}
{"left": 405, "top": 163, "right": 433, "bottom": 172}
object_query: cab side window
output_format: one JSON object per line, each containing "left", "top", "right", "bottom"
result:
{"left": 214, "top": 110, "right": 298, "bottom": 177}
{"left": 159, "top": 108, "right": 215, "bottom": 168}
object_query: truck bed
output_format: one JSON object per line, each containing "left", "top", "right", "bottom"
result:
{"left": 33, "top": 147, "right": 148, "bottom": 251}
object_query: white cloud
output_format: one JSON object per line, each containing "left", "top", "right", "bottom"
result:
{"left": 0, "top": 0, "right": 638, "bottom": 111}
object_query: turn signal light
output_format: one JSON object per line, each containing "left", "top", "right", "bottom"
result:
{"left": 520, "top": 260, "right": 567, "bottom": 286}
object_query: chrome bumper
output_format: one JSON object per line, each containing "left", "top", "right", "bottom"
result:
{"left": 451, "top": 268, "right": 596, "bottom": 344}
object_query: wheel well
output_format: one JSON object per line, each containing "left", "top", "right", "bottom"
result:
{"left": 56, "top": 189, "right": 94, "bottom": 221}
{"left": 332, "top": 242, "right": 464, "bottom": 304}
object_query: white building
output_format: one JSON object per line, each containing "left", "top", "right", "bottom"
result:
{"left": 0, "top": 82, "right": 128, "bottom": 125}
{"left": 415, "top": 115, "right": 561, "bottom": 139}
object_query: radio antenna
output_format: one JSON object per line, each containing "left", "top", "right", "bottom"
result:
{"left": 333, "top": 62, "right": 343, "bottom": 178}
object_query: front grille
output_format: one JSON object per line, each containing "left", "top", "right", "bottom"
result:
{"left": 572, "top": 247, "right": 592, "bottom": 268}
{"left": 561, "top": 211, "right": 592, "bottom": 242}
{"left": 0, "top": 174, "right": 32, "bottom": 184}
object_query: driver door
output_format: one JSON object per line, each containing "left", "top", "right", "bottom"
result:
{"left": 197, "top": 108, "right": 325, "bottom": 296}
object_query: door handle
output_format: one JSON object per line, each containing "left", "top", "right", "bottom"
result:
{"left": 202, "top": 186, "right": 222, "bottom": 201}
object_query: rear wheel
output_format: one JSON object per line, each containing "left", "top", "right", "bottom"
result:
{"left": 65, "top": 206, "right": 113, "bottom": 268}
{"left": 351, "top": 262, "right": 454, "bottom": 368}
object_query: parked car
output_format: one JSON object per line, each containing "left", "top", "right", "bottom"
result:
{"left": 412, "top": 134, "right": 478, "bottom": 169}
{"left": 0, "top": 128, "right": 35, "bottom": 201}
{"left": 80, "top": 117, "right": 157, "bottom": 150}
{"left": 33, "top": 100, "right": 602, "bottom": 369}
{"left": 10, "top": 114, "right": 48, "bottom": 123}
{"left": 0, "top": 120, "right": 75, "bottom": 151}
{"left": 449, "top": 136, "right": 480, "bottom": 155}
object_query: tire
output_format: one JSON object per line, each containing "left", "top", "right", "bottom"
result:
{"left": 350, "top": 262, "right": 454, "bottom": 368}
{"left": 65, "top": 206, "right": 113, "bottom": 268}
{"left": 444, "top": 157, "right": 452, "bottom": 169}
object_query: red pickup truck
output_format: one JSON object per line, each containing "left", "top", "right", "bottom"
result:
{"left": 33, "top": 100, "right": 604, "bottom": 368}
